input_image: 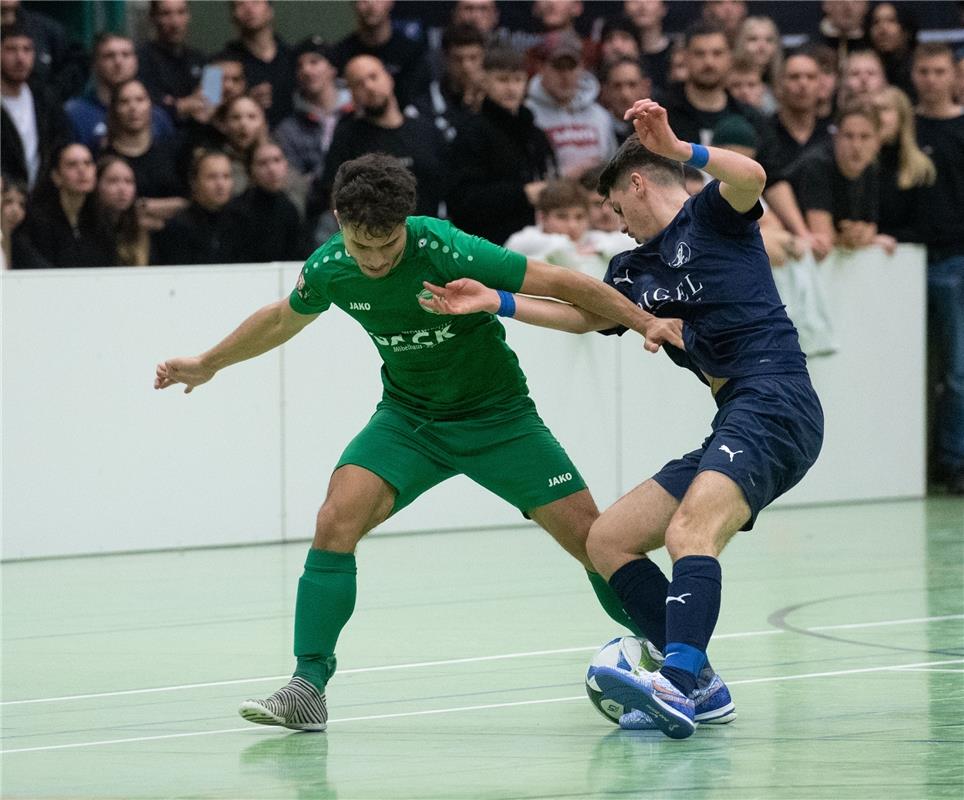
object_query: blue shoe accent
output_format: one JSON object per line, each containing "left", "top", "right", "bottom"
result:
{"left": 593, "top": 666, "right": 696, "bottom": 740}
{"left": 618, "top": 709, "right": 657, "bottom": 730}
{"left": 693, "top": 671, "right": 736, "bottom": 724}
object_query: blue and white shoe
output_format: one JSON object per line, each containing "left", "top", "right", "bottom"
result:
{"left": 617, "top": 661, "right": 736, "bottom": 729}
{"left": 594, "top": 666, "right": 696, "bottom": 739}
{"left": 693, "top": 670, "right": 736, "bottom": 724}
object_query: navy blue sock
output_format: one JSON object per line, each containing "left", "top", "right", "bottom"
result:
{"left": 661, "top": 555, "right": 722, "bottom": 696}
{"left": 607, "top": 558, "right": 670, "bottom": 652}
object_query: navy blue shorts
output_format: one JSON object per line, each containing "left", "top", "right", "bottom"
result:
{"left": 652, "top": 374, "right": 824, "bottom": 530}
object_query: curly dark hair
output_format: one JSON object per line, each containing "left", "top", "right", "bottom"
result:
{"left": 332, "top": 153, "right": 417, "bottom": 234}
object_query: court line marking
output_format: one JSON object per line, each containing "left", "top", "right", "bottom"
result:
{"left": 2, "top": 658, "right": 961, "bottom": 755}
{"left": 2, "top": 613, "right": 960, "bottom": 707}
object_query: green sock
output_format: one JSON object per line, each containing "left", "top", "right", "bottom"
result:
{"left": 586, "top": 569, "right": 643, "bottom": 637}
{"left": 293, "top": 548, "right": 357, "bottom": 692}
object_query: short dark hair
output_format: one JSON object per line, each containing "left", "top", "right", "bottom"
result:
{"left": 442, "top": 22, "right": 486, "bottom": 52}
{"left": 599, "top": 56, "right": 646, "bottom": 85}
{"left": 483, "top": 45, "right": 525, "bottom": 73}
{"left": 597, "top": 134, "right": 684, "bottom": 196}
{"left": 332, "top": 153, "right": 417, "bottom": 234}
{"left": 600, "top": 16, "right": 639, "bottom": 43}
{"left": 93, "top": 32, "right": 132, "bottom": 58}
{"left": 684, "top": 20, "right": 729, "bottom": 48}
{"left": 536, "top": 178, "right": 588, "bottom": 213}
{"left": 0, "top": 22, "right": 33, "bottom": 43}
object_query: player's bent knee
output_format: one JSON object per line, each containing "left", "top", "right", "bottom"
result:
{"left": 313, "top": 501, "right": 369, "bottom": 552}
{"left": 664, "top": 515, "right": 716, "bottom": 561}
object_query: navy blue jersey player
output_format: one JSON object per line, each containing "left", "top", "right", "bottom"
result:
{"left": 420, "top": 98, "right": 824, "bottom": 739}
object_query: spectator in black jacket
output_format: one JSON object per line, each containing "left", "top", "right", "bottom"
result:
{"left": 152, "top": 149, "right": 245, "bottom": 265}
{"left": 222, "top": 0, "right": 295, "bottom": 127}
{"left": 0, "top": 23, "right": 69, "bottom": 191}
{"left": 308, "top": 54, "right": 446, "bottom": 239}
{"left": 228, "top": 139, "right": 307, "bottom": 262}
{"left": 871, "top": 85, "right": 934, "bottom": 242}
{"left": 23, "top": 143, "right": 117, "bottom": 268}
{"left": 1, "top": 174, "right": 48, "bottom": 268}
{"left": 868, "top": 2, "right": 918, "bottom": 99}
{"left": 448, "top": 46, "right": 557, "bottom": 245}
{"left": 0, "top": 0, "right": 85, "bottom": 101}
{"left": 415, "top": 23, "right": 486, "bottom": 145}
{"left": 332, "top": 0, "right": 432, "bottom": 110}
{"left": 137, "top": 0, "right": 208, "bottom": 127}
{"left": 661, "top": 21, "right": 764, "bottom": 146}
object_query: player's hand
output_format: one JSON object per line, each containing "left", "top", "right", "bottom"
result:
{"left": 154, "top": 356, "right": 216, "bottom": 394}
{"left": 643, "top": 317, "right": 684, "bottom": 353}
{"left": 420, "top": 279, "right": 500, "bottom": 315}
{"left": 624, "top": 99, "right": 691, "bottom": 162}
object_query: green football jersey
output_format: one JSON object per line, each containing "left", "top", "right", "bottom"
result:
{"left": 289, "top": 216, "right": 530, "bottom": 418}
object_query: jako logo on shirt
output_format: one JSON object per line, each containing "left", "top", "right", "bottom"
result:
{"left": 548, "top": 472, "right": 573, "bottom": 487}
{"left": 667, "top": 241, "right": 691, "bottom": 268}
{"left": 349, "top": 302, "right": 371, "bottom": 311}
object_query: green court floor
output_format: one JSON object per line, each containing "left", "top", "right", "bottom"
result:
{"left": 2, "top": 498, "right": 962, "bottom": 799}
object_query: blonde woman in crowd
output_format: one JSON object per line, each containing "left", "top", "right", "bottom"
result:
{"left": 871, "top": 85, "right": 935, "bottom": 242}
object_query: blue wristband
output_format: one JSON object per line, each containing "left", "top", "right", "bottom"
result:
{"left": 496, "top": 290, "right": 516, "bottom": 318}
{"left": 685, "top": 143, "right": 710, "bottom": 169}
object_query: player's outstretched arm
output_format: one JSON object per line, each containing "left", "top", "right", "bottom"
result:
{"left": 625, "top": 98, "right": 766, "bottom": 212}
{"left": 421, "top": 279, "right": 612, "bottom": 333}
{"left": 518, "top": 259, "right": 684, "bottom": 352}
{"left": 154, "top": 298, "right": 319, "bottom": 393}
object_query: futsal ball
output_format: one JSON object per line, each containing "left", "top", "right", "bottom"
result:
{"left": 585, "top": 636, "right": 663, "bottom": 723}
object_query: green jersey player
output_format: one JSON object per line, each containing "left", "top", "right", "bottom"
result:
{"left": 154, "top": 153, "right": 682, "bottom": 731}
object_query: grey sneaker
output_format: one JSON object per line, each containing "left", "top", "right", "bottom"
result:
{"left": 239, "top": 677, "right": 328, "bottom": 731}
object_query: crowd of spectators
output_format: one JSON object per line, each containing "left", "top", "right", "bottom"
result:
{"left": 1, "top": 0, "right": 962, "bottom": 492}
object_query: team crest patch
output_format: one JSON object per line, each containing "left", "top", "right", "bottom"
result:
{"left": 295, "top": 271, "right": 309, "bottom": 300}
{"left": 417, "top": 288, "right": 442, "bottom": 314}
{"left": 667, "top": 241, "right": 691, "bottom": 268}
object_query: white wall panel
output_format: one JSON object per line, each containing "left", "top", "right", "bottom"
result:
{"left": 1, "top": 266, "right": 284, "bottom": 559}
{"left": 1, "top": 246, "right": 926, "bottom": 559}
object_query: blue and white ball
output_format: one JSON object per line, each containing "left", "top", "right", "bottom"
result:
{"left": 585, "top": 636, "right": 663, "bottom": 723}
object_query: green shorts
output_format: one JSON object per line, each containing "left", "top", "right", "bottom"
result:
{"left": 336, "top": 397, "right": 587, "bottom": 515}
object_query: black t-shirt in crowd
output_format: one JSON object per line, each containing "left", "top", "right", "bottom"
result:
{"left": 659, "top": 83, "right": 766, "bottom": 146}
{"left": 136, "top": 39, "right": 206, "bottom": 123}
{"left": 228, "top": 186, "right": 307, "bottom": 263}
{"left": 877, "top": 143, "right": 924, "bottom": 243}
{"left": 221, "top": 36, "right": 295, "bottom": 127}
{"left": 786, "top": 147, "right": 879, "bottom": 228}
{"left": 915, "top": 111, "right": 964, "bottom": 260}
{"left": 757, "top": 115, "right": 832, "bottom": 187}
{"left": 151, "top": 202, "right": 247, "bottom": 265}
{"left": 331, "top": 30, "right": 432, "bottom": 109}
{"left": 103, "top": 138, "right": 186, "bottom": 199}
{"left": 311, "top": 114, "right": 446, "bottom": 221}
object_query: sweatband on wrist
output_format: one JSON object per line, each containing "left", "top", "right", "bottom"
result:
{"left": 685, "top": 143, "right": 710, "bottom": 169}
{"left": 496, "top": 290, "right": 516, "bottom": 318}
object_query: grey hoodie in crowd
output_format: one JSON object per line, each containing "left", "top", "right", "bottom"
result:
{"left": 525, "top": 71, "right": 618, "bottom": 176}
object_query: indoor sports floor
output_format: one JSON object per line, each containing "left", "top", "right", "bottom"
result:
{"left": 2, "top": 497, "right": 962, "bottom": 800}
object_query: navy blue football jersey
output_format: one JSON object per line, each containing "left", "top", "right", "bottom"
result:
{"left": 601, "top": 180, "right": 807, "bottom": 382}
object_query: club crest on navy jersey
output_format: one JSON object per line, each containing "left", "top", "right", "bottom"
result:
{"left": 667, "top": 241, "right": 691, "bottom": 269}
